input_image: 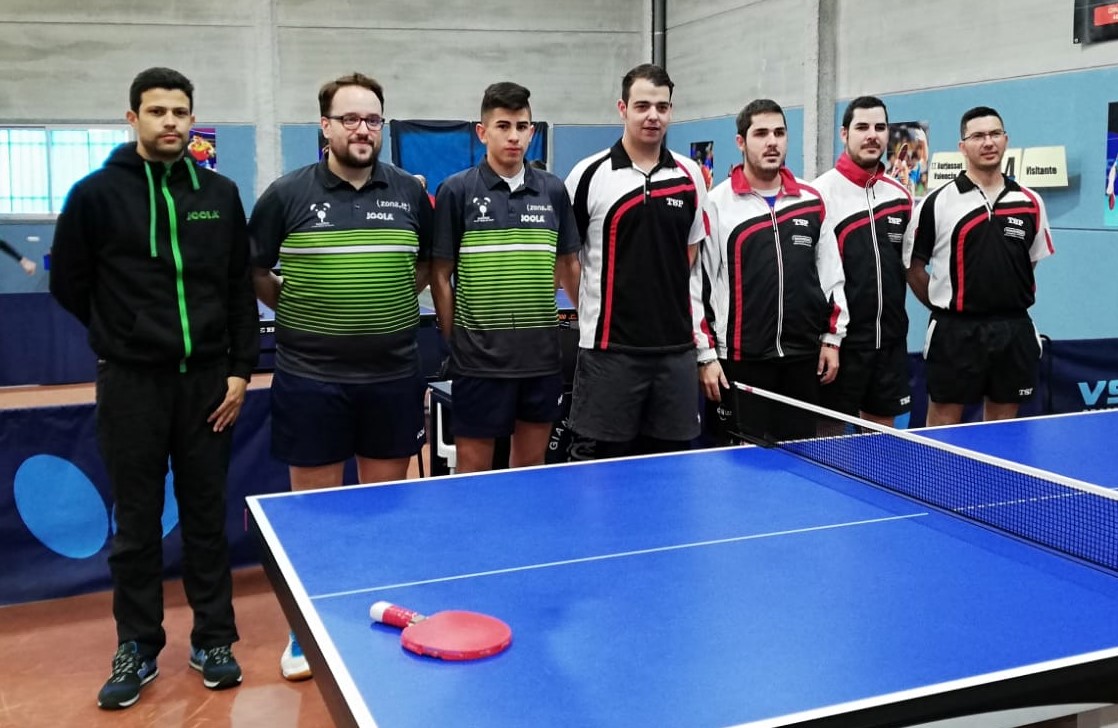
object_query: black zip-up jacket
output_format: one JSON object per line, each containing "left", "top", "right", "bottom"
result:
{"left": 700, "top": 165, "right": 848, "bottom": 362}
{"left": 811, "top": 153, "right": 913, "bottom": 349}
{"left": 50, "top": 143, "right": 258, "bottom": 378}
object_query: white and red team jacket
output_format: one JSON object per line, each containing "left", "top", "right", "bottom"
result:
{"left": 698, "top": 165, "right": 848, "bottom": 362}
{"left": 811, "top": 153, "right": 913, "bottom": 351}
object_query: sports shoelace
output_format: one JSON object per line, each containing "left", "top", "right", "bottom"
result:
{"left": 204, "top": 646, "right": 233, "bottom": 665}
{"left": 108, "top": 648, "right": 141, "bottom": 682}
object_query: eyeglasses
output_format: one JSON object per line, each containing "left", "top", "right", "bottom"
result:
{"left": 327, "top": 114, "right": 385, "bottom": 131}
{"left": 962, "top": 129, "right": 1006, "bottom": 143}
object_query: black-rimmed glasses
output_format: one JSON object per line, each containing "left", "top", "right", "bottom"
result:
{"left": 327, "top": 114, "right": 385, "bottom": 131}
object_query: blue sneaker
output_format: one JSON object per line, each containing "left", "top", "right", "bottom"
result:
{"left": 188, "top": 644, "right": 243, "bottom": 689}
{"left": 281, "top": 632, "right": 312, "bottom": 681}
{"left": 97, "top": 641, "right": 158, "bottom": 710}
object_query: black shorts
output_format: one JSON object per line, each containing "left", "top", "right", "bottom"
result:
{"left": 820, "top": 342, "right": 912, "bottom": 418}
{"left": 708, "top": 356, "right": 819, "bottom": 444}
{"left": 923, "top": 313, "right": 1041, "bottom": 405}
{"left": 452, "top": 373, "right": 565, "bottom": 439}
{"left": 270, "top": 369, "right": 426, "bottom": 466}
{"left": 569, "top": 348, "right": 700, "bottom": 443}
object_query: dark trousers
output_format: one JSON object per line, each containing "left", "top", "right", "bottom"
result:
{"left": 96, "top": 360, "right": 238, "bottom": 656}
{"left": 711, "top": 356, "right": 820, "bottom": 444}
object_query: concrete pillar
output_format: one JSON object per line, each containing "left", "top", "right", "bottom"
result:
{"left": 253, "top": 0, "right": 280, "bottom": 195}
{"left": 802, "top": 0, "right": 837, "bottom": 179}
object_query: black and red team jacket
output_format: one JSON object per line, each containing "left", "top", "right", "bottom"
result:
{"left": 699, "top": 165, "right": 848, "bottom": 362}
{"left": 811, "top": 153, "right": 913, "bottom": 350}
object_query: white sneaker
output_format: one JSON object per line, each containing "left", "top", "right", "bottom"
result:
{"left": 280, "top": 633, "right": 312, "bottom": 681}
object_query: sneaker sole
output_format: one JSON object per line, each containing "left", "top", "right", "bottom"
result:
{"left": 281, "top": 665, "right": 313, "bottom": 682}
{"left": 189, "top": 659, "right": 243, "bottom": 690}
{"left": 97, "top": 668, "right": 159, "bottom": 710}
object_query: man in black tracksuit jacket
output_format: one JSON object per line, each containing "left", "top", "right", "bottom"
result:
{"left": 698, "top": 99, "right": 848, "bottom": 443}
{"left": 811, "top": 96, "right": 914, "bottom": 426}
{"left": 50, "top": 67, "right": 257, "bottom": 710}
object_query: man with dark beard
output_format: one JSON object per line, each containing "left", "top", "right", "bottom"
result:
{"left": 811, "top": 96, "right": 913, "bottom": 426}
{"left": 249, "top": 72, "right": 432, "bottom": 681}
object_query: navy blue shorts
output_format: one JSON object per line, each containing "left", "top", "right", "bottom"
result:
{"left": 270, "top": 369, "right": 426, "bottom": 466}
{"left": 452, "top": 373, "right": 564, "bottom": 439}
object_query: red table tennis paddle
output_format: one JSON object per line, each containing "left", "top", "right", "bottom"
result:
{"left": 370, "top": 601, "right": 512, "bottom": 661}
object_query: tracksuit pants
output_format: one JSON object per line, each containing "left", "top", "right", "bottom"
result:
{"left": 95, "top": 360, "right": 238, "bottom": 657}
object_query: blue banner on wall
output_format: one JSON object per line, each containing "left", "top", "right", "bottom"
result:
{"left": 1046, "top": 337, "right": 1118, "bottom": 412}
{"left": 390, "top": 119, "right": 548, "bottom": 193}
{"left": 906, "top": 337, "right": 1117, "bottom": 427}
{"left": 0, "top": 389, "right": 289, "bottom": 606}
{"left": 0, "top": 293, "right": 97, "bottom": 386}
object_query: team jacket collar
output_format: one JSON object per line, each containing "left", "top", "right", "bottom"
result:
{"left": 316, "top": 156, "right": 389, "bottom": 190}
{"left": 729, "top": 164, "right": 800, "bottom": 196}
{"left": 609, "top": 139, "right": 677, "bottom": 171}
{"left": 954, "top": 170, "right": 1020, "bottom": 194}
{"left": 477, "top": 159, "right": 541, "bottom": 193}
{"left": 835, "top": 152, "right": 886, "bottom": 187}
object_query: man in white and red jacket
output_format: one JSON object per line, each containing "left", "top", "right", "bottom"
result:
{"left": 698, "top": 98, "right": 847, "bottom": 442}
{"left": 811, "top": 96, "right": 914, "bottom": 426}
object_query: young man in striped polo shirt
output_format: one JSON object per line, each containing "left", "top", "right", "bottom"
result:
{"left": 432, "top": 82, "right": 581, "bottom": 472}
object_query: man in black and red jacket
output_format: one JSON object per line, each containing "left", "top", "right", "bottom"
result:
{"left": 903, "top": 106, "right": 1053, "bottom": 426}
{"left": 811, "top": 96, "right": 914, "bottom": 426}
{"left": 698, "top": 99, "right": 848, "bottom": 442}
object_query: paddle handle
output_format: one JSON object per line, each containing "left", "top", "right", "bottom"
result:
{"left": 370, "top": 600, "right": 426, "bottom": 628}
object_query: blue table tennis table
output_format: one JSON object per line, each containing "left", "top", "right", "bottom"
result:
{"left": 247, "top": 409, "right": 1118, "bottom": 728}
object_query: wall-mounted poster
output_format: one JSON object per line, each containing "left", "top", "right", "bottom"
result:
{"left": 690, "top": 141, "right": 714, "bottom": 190}
{"left": 886, "top": 122, "right": 929, "bottom": 198}
{"left": 187, "top": 128, "right": 216, "bottom": 170}
{"left": 1105, "top": 103, "right": 1118, "bottom": 226}
{"left": 1075, "top": 0, "right": 1118, "bottom": 45}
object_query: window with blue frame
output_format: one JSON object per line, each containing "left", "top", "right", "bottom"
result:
{"left": 0, "top": 127, "right": 131, "bottom": 215}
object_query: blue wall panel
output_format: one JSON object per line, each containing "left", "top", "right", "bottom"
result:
{"left": 669, "top": 106, "right": 806, "bottom": 182}
{"left": 280, "top": 122, "right": 394, "bottom": 178}
{"left": 552, "top": 125, "right": 624, "bottom": 180}
{"left": 846, "top": 68, "right": 1118, "bottom": 349}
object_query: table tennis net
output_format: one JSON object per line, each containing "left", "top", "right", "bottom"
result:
{"left": 731, "top": 383, "right": 1118, "bottom": 573}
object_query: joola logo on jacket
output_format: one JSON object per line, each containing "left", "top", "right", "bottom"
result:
{"left": 186, "top": 210, "right": 220, "bottom": 221}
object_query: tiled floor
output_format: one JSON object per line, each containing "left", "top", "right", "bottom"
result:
{"left": 0, "top": 566, "right": 333, "bottom": 727}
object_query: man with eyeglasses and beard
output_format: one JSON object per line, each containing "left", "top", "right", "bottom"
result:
{"left": 248, "top": 72, "right": 432, "bottom": 681}
{"left": 903, "top": 106, "right": 1053, "bottom": 426}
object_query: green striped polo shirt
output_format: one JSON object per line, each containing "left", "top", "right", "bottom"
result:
{"left": 250, "top": 159, "right": 432, "bottom": 382}
{"left": 433, "top": 161, "right": 580, "bottom": 377}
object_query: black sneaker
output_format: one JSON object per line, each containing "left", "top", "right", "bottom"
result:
{"left": 97, "top": 641, "right": 159, "bottom": 710}
{"left": 189, "top": 644, "right": 243, "bottom": 689}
